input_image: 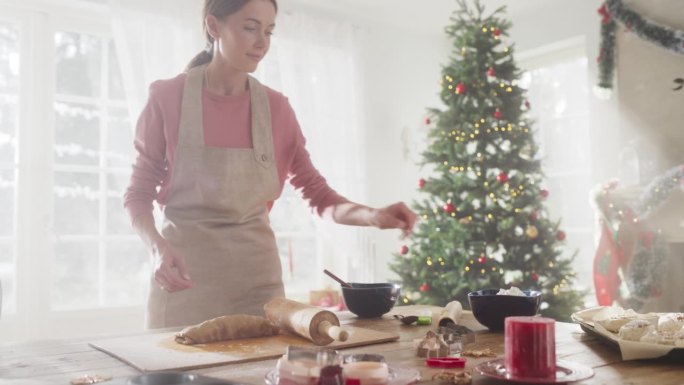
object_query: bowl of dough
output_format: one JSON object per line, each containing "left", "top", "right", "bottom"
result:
{"left": 342, "top": 283, "right": 401, "bottom": 318}
{"left": 468, "top": 287, "right": 542, "bottom": 331}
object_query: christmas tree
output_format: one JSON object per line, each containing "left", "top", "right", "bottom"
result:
{"left": 390, "top": 0, "right": 584, "bottom": 321}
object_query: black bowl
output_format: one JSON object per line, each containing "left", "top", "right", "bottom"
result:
{"left": 342, "top": 283, "right": 400, "bottom": 318}
{"left": 467, "top": 289, "right": 542, "bottom": 331}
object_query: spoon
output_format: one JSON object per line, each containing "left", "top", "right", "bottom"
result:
{"left": 323, "top": 269, "right": 353, "bottom": 288}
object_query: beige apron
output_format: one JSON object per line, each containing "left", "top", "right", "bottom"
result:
{"left": 146, "top": 64, "right": 285, "bottom": 328}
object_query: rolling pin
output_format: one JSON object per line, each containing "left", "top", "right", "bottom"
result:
{"left": 437, "top": 300, "right": 463, "bottom": 326}
{"left": 264, "top": 298, "right": 349, "bottom": 345}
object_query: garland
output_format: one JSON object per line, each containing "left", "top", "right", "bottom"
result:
{"left": 597, "top": 0, "right": 684, "bottom": 91}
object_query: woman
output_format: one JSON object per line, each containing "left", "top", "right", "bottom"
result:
{"left": 124, "top": 0, "right": 416, "bottom": 328}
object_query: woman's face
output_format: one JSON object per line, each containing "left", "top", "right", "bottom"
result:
{"left": 207, "top": 0, "right": 276, "bottom": 73}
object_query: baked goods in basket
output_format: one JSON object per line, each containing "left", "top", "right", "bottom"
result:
{"left": 175, "top": 314, "right": 279, "bottom": 345}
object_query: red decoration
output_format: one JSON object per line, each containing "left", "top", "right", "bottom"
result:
{"left": 529, "top": 211, "right": 538, "bottom": 221}
{"left": 478, "top": 256, "right": 486, "bottom": 264}
{"left": 418, "top": 178, "right": 426, "bottom": 189}
{"left": 444, "top": 202, "right": 455, "bottom": 214}
{"left": 556, "top": 231, "right": 566, "bottom": 241}
{"left": 531, "top": 272, "right": 539, "bottom": 282}
{"left": 420, "top": 283, "right": 430, "bottom": 292}
{"left": 497, "top": 172, "right": 509, "bottom": 183}
{"left": 598, "top": 4, "right": 611, "bottom": 24}
{"left": 455, "top": 82, "right": 467, "bottom": 94}
{"left": 424, "top": 117, "right": 431, "bottom": 125}
{"left": 524, "top": 100, "right": 531, "bottom": 109}
{"left": 487, "top": 67, "right": 496, "bottom": 77}
{"left": 540, "top": 189, "right": 549, "bottom": 198}
{"left": 400, "top": 245, "right": 409, "bottom": 255}
{"left": 493, "top": 109, "right": 502, "bottom": 119}
{"left": 493, "top": 28, "right": 501, "bottom": 37}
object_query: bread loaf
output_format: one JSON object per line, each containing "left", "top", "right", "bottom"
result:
{"left": 175, "top": 314, "right": 279, "bottom": 345}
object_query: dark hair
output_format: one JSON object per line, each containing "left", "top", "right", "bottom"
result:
{"left": 186, "top": 0, "right": 278, "bottom": 70}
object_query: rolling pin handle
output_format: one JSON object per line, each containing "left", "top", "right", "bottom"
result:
{"left": 318, "top": 320, "right": 349, "bottom": 342}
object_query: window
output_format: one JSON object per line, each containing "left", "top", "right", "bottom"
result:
{"left": 1, "top": 1, "right": 146, "bottom": 342}
{"left": 2, "top": 1, "right": 363, "bottom": 342}
{"left": 518, "top": 38, "right": 594, "bottom": 303}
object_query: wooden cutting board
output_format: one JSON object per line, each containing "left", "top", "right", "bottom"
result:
{"left": 90, "top": 325, "right": 399, "bottom": 372}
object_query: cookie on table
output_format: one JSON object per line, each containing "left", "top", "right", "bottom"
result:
{"left": 596, "top": 314, "right": 638, "bottom": 333}
{"left": 640, "top": 330, "right": 676, "bottom": 346}
{"left": 657, "top": 313, "right": 684, "bottom": 333}
{"left": 618, "top": 319, "right": 655, "bottom": 341}
{"left": 674, "top": 330, "right": 684, "bottom": 348}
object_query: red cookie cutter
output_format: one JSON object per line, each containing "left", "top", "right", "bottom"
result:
{"left": 425, "top": 357, "right": 467, "bottom": 368}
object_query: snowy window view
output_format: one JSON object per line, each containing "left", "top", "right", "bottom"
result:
{"left": 51, "top": 31, "right": 148, "bottom": 310}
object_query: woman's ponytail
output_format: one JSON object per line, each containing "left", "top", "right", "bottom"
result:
{"left": 186, "top": 48, "right": 213, "bottom": 71}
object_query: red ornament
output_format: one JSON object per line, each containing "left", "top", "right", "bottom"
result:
{"left": 493, "top": 28, "right": 501, "bottom": 37}
{"left": 556, "top": 231, "right": 566, "bottom": 241}
{"left": 419, "top": 283, "right": 430, "bottom": 292}
{"left": 487, "top": 67, "right": 496, "bottom": 77}
{"left": 478, "top": 256, "right": 486, "bottom": 264}
{"left": 400, "top": 245, "right": 409, "bottom": 255}
{"left": 598, "top": 4, "right": 611, "bottom": 24}
{"left": 531, "top": 272, "right": 539, "bottom": 281}
{"left": 418, "top": 178, "right": 426, "bottom": 189}
{"left": 497, "top": 172, "right": 509, "bottom": 183}
{"left": 540, "top": 189, "right": 549, "bottom": 198}
{"left": 524, "top": 100, "right": 531, "bottom": 109}
{"left": 529, "top": 211, "right": 538, "bottom": 221}
{"left": 424, "top": 117, "right": 431, "bottom": 125}
{"left": 493, "top": 109, "right": 502, "bottom": 119}
{"left": 455, "top": 82, "right": 467, "bottom": 94}
{"left": 444, "top": 202, "right": 455, "bottom": 214}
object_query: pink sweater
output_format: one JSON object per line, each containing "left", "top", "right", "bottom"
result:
{"left": 123, "top": 73, "right": 342, "bottom": 222}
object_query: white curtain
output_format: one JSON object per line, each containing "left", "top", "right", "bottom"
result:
{"left": 110, "top": 0, "right": 204, "bottom": 120}
{"left": 254, "top": 13, "right": 370, "bottom": 282}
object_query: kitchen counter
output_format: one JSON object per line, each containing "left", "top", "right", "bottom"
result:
{"left": 2, "top": 305, "right": 683, "bottom": 384}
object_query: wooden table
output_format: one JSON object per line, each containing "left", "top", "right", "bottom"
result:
{"left": 1, "top": 305, "right": 683, "bottom": 385}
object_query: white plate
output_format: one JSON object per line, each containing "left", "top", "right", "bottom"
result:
{"left": 264, "top": 365, "right": 421, "bottom": 385}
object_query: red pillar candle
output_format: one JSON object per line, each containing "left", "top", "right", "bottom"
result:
{"left": 504, "top": 316, "right": 556, "bottom": 379}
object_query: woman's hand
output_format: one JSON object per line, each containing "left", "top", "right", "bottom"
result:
{"left": 370, "top": 202, "right": 417, "bottom": 238}
{"left": 152, "top": 240, "right": 193, "bottom": 292}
